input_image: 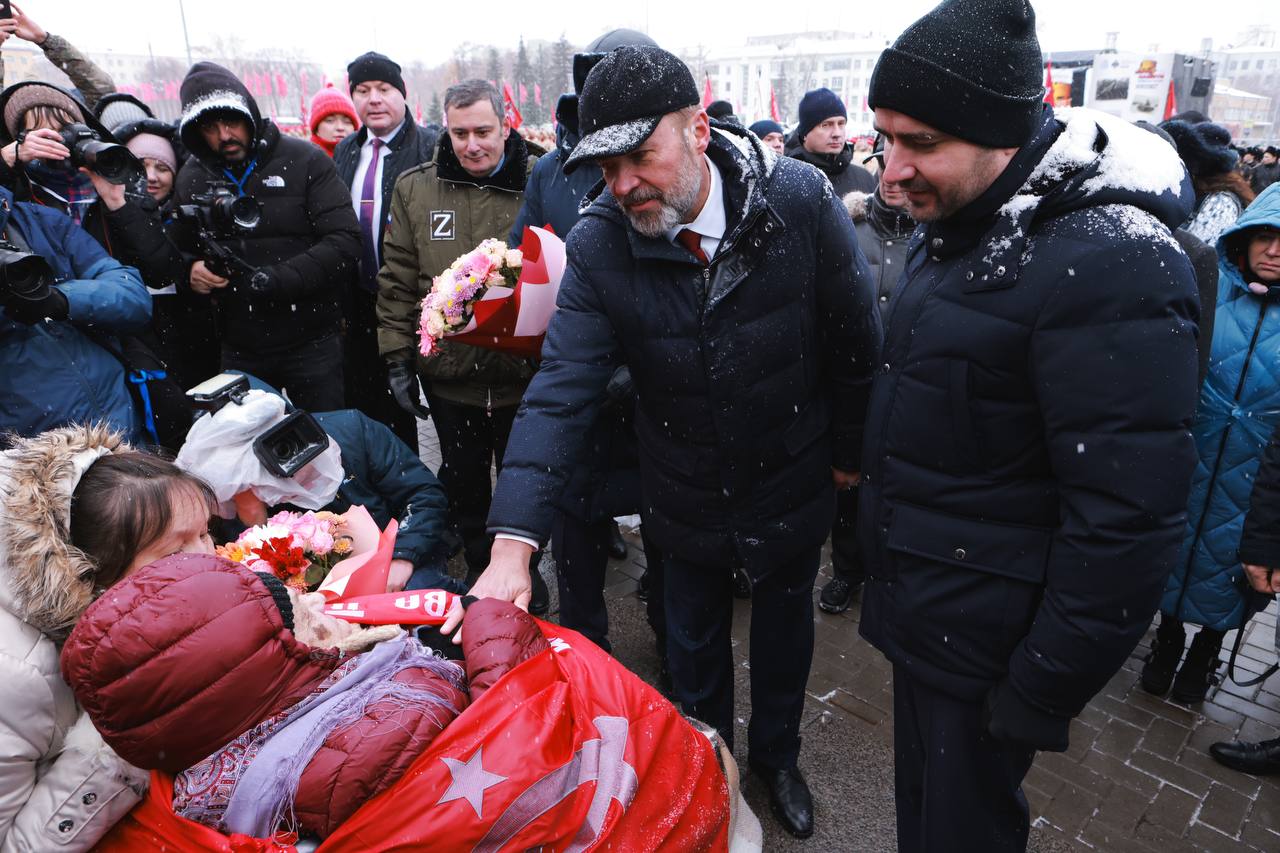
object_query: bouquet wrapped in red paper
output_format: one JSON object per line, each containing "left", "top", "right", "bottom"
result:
{"left": 417, "top": 225, "right": 566, "bottom": 358}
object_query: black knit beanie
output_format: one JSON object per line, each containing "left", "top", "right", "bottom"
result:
{"left": 869, "top": 0, "right": 1045, "bottom": 148}
{"left": 797, "top": 88, "right": 846, "bottom": 143}
{"left": 347, "top": 52, "right": 406, "bottom": 98}
{"left": 254, "top": 572, "right": 295, "bottom": 633}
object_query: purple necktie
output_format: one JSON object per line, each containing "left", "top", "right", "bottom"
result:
{"left": 359, "top": 137, "right": 384, "bottom": 292}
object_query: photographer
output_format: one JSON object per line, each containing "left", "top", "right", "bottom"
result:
{"left": 175, "top": 381, "right": 462, "bottom": 595}
{"left": 91, "top": 94, "right": 219, "bottom": 391}
{"left": 173, "top": 62, "right": 362, "bottom": 413}
{"left": 0, "top": 4, "right": 115, "bottom": 112}
{"left": 0, "top": 180, "right": 150, "bottom": 441}
{"left": 0, "top": 82, "right": 125, "bottom": 244}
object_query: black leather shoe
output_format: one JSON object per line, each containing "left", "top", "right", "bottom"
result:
{"left": 818, "top": 577, "right": 862, "bottom": 614}
{"left": 1210, "top": 737, "right": 1280, "bottom": 775}
{"left": 529, "top": 569, "right": 550, "bottom": 616}
{"left": 732, "top": 568, "right": 751, "bottom": 600}
{"left": 754, "top": 764, "right": 814, "bottom": 839}
{"left": 607, "top": 525, "right": 628, "bottom": 560}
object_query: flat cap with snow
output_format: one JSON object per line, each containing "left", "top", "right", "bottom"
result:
{"left": 564, "top": 44, "right": 700, "bottom": 174}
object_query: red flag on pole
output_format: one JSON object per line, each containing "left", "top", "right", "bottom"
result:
{"left": 519, "top": 82, "right": 528, "bottom": 104}
{"left": 503, "top": 81, "right": 523, "bottom": 129}
{"left": 702, "top": 74, "right": 713, "bottom": 108}
{"left": 769, "top": 86, "right": 780, "bottom": 122}
{"left": 276, "top": 73, "right": 287, "bottom": 98}
{"left": 534, "top": 82, "right": 542, "bottom": 105}
{"left": 1163, "top": 77, "right": 1178, "bottom": 121}
{"left": 1043, "top": 61, "right": 1055, "bottom": 105}
{"left": 416, "top": 101, "right": 423, "bottom": 124}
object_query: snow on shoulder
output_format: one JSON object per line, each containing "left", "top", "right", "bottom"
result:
{"left": 1000, "top": 108, "right": 1187, "bottom": 220}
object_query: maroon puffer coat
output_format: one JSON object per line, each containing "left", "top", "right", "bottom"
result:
{"left": 59, "top": 553, "right": 469, "bottom": 838}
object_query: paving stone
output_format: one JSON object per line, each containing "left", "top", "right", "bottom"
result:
{"left": 1195, "top": 782, "right": 1251, "bottom": 838}
{"left": 1140, "top": 717, "right": 1192, "bottom": 756}
{"left": 1132, "top": 819, "right": 1203, "bottom": 853}
{"left": 1092, "top": 780, "right": 1156, "bottom": 834}
{"left": 1034, "top": 780, "right": 1105, "bottom": 839}
{"left": 1095, "top": 718, "right": 1145, "bottom": 761}
{"left": 1142, "top": 784, "right": 1200, "bottom": 835}
{"left": 1081, "top": 748, "right": 1163, "bottom": 797}
{"left": 1128, "top": 749, "right": 1214, "bottom": 799}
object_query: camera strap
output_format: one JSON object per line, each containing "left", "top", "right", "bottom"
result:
{"left": 222, "top": 158, "right": 259, "bottom": 197}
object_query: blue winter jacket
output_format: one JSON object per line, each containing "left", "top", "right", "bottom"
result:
{"left": 507, "top": 94, "right": 601, "bottom": 245}
{"left": 0, "top": 187, "right": 150, "bottom": 441}
{"left": 1162, "top": 183, "right": 1280, "bottom": 631}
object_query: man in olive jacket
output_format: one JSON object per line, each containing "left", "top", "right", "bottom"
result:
{"left": 376, "top": 79, "right": 540, "bottom": 578}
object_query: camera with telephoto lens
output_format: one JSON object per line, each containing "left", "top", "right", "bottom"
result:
{"left": 186, "top": 373, "right": 329, "bottom": 478}
{"left": 176, "top": 183, "right": 261, "bottom": 236}
{"left": 57, "top": 123, "right": 145, "bottom": 186}
{"left": 0, "top": 241, "right": 54, "bottom": 304}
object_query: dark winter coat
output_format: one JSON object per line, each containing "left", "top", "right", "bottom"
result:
{"left": 1162, "top": 184, "right": 1280, "bottom": 632}
{"left": 1241, "top": 418, "right": 1280, "bottom": 570}
{"left": 489, "top": 125, "right": 882, "bottom": 577}
{"left": 60, "top": 553, "right": 469, "bottom": 840}
{"left": 843, "top": 190, "right": 915, "bottom": 312}
{"left": 174, "top": 70, "right": 362, "bottom": 355}
{"left": 1172, "top": 228, "right": 1218, "bottom": 388}
{"left": 311, "top": 409, "right": 450, "bottom": 569}
{"left": 332, "top": 118, "right": 441, "bottom": 249}
{"left": 785, "top": 136, "right": 877, "bottom": 197}
{"left": 1250, "top": 160, "right": 1280, "bottom": 195}
{"left": 507, "top": 95, "right": 601, "bottom": 244}
{"left": 858, "top": 108, "right": 1200, "bottom": 749}
{"left": 376, "top": 130, "right": 539, "bottom": 409}
{"left": 0, "top": 186, "right": 150, "bottom": 442}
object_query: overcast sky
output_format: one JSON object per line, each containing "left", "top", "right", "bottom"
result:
{"left": 26, "top": 1, "right": 1280, "bottom": 75}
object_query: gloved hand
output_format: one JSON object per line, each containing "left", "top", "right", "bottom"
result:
{"left": 982, "top": 678, "right": 1071, "bottom": 753}
{"left": 247, "top": 268, "right": 275, "bottom": 294}
{"left": 388, "top": 361, "right": 430, "bottom": 419}
{"left": 605, "top": 364, "right": 635, "bottom": 403}
{"left": 2, "top": 285, "right": 68, "bottom": 324}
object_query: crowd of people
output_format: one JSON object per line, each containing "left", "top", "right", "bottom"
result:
{"left": 3, "top": 0, "right": 1280, "bottom": 850}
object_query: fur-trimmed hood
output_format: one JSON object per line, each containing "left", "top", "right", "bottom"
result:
{"left": 0, "top": 425, "right": 129, "bottom": 639}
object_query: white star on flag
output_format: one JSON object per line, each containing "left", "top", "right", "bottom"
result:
{"left": 437, "top": 747, "right": 508, "bottom": 819}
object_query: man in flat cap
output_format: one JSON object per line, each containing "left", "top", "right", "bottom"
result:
{"left": 445, "top": 44, "right": 881, "bottom": 839}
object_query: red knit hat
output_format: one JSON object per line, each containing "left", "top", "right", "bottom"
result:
{"left": 309, "top": 84, "right": 359, "bottom": 133}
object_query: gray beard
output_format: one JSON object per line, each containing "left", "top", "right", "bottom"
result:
{"left": 622, "top": 150, "right": 704, "bottom": 239}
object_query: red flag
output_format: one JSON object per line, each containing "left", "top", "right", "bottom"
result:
{"left": 519, "top": 82, "right": 528, "bottom": 104}
{"left": 416, "top": 102, "right": 423, "bottom": 124}
{"left": 534, "top": 82, "right": 542, "bottom": 105}
{"left": 702, "top": 74, "right": 713, "bottom": 108}
{"left": 769, "top": 86, "right": 780, "bottom": 122}
{"left": 503, "top": 81, "right": 523, "bottom": 129}
{"left": 1163, "top": 77, "right": 1178, "bottom": 121}
{"left": 1043, "top": 61, "right": 1055, "bottom": 105}
{"left": 276, "top": 73, "right": 288, "bottom": 98}
{"left": 140, "top": 82, "right": 156, "bottom": 103}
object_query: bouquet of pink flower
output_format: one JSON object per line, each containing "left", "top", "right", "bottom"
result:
{"left": 216, "top": 509, "right": 352, "bottom": 590}
{"left": 417, "top": 226, "right": 566, "bottom": 359}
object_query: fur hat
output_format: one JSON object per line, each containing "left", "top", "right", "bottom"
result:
{"left": 1160, "top": 119, "right": 1239, "bottom": 177}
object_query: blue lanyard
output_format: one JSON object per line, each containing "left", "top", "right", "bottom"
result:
{"left": 222, "top": 158, "right": 258, "bottom": 197}
{"left": 128, "top": 369, "right": 168, "bottom": 445}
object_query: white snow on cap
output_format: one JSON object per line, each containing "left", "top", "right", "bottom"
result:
{"left": 180, "top": 89, "right": 254, "bottom": 133}
{"left": 566, "top": 114, "right": 662, "bottom": 171}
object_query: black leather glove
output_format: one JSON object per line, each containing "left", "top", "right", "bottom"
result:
{"left": 604, "top": 365, "right": 635, "bottom": 404}
{"left": 982, "top": 678, "right": 1071, "bottom": 753}
{"left": 2, "top": 285, "right": 69, "bottom": 325}
{"left": 388, "top": 362, "right": 430, "bottom": 419}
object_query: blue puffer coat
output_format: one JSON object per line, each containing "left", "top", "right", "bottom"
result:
{"left": 0, "top": 187, "right": 150, "bottom": 442}
{"left": 1162, "top": 183, "right": 1280, "bottom": 631}
{"left": 507, "top": 94, "right": 601, "bottom": 244}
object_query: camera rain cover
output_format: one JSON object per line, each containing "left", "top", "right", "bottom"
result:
{"left": 175, "top": 390, "right": 343, "bottom": 517}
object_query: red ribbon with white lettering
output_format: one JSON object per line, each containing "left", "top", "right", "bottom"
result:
{"left": 321, "top": 589, "right": 460, "bottom": 625}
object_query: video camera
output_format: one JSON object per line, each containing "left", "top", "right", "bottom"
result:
{"left": 0, "top": 241, "right": 54, "bottom": 304}
{"left": 175, "top": 182, "right": 263, "bottom": 280}
{"left": 57, "top": 123, "right": 145, "bottom": 187}
{"left": 186, "top": 373, "right": 329, "bottom": 478}
{"left": 176, "top": 184, "right": 262, "bottom": 236}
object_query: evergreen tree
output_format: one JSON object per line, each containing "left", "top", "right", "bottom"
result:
{"left": 547, "top": 34, "right": 573, "bottom": 105}
{"left": 428, "top": 90, "right": 443, "bottom": 126}
{"left": 515, "top": 37, "right": 539, "bottom": 124}
{"left": 487, "top": 47, "right": 502, "bottom": 87}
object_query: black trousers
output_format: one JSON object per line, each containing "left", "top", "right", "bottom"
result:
{"left": 664, "top": 547, "right": 819, "bottom": 770}
{"left": 893, "top": 665, "right": 1036, "bottom": 853}
{"left": 222, "top": 332, "right": 345, "bottom": 413}
{"left": 830, "top": 485, "right": 865, "bottom": 585}
{"left": 551, "top": 513, "right": 667, "bottom": 655}
{"left": 427, "top": 394, "right": 518, "bottom": 571}
{"left": 342, "top": 289, "right": 418, "bottom": 450}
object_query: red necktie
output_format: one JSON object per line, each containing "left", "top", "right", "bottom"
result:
{"left": 677, "top": 228, "right": 709, "bottom": 265}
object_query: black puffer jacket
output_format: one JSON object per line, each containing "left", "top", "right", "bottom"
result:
{"left": 489, "top": 124, "right": 882, "bottom": 578}
{"left": 843, "top": 190, "right": 915, "bottom": 312}
{"left": 858, "top": 107, "right": 1200, "bottom": 750}
{"left": 173, "top": 62, "right": 362, "bottom": 354}
{"left": 785, "top": 136, "right": 876, "bottom": 196}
